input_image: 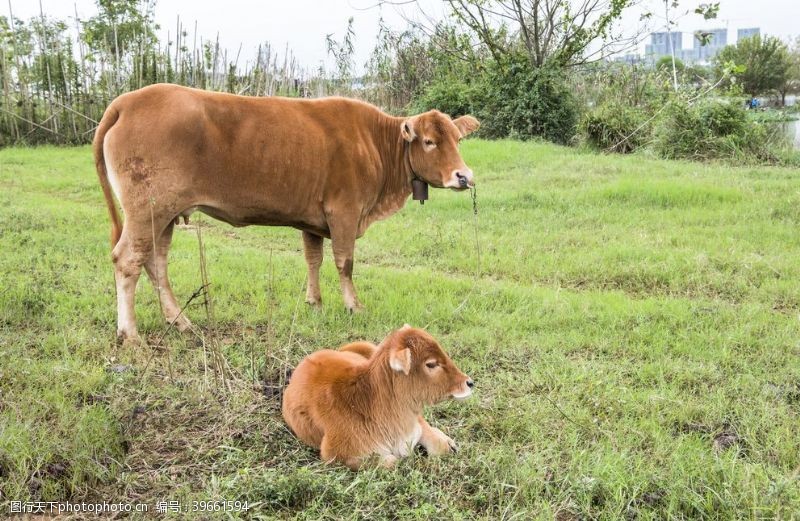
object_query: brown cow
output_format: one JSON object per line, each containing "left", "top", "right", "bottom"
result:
{"left": 93, "top": 84, "right": 479, "bottom": 345}
{"left": 282, "top": 325, "right": 473, "bottom": 469}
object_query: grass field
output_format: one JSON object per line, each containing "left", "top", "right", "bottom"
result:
{"left": 1, "top": 140, "right": 799, "bottom": 519}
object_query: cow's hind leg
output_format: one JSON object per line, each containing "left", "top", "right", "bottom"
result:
{"left": 112, "top": 226, "right": 153, "bottom": 346}
{"left": 143, "top": 220, "right": 193, "bottom": 332}
{"left": 302, "top": 231, "right": 323, "bottom": 306}
{"left": 328, "top": 217, "right": 362, "bottom": 312}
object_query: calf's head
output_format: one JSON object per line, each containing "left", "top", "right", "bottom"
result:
{"left": 382, "top": 325, "right": 473, "bottom": 406}
{"left": 401, "top": 111, "right": 480, "bottom": 190}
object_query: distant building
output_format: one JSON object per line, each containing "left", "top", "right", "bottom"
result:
{"left": 634, "top": 26, "right": 760, "bottom": 66}
{"left": 645, "top": 31, "right": 683, "bottom": 61}
{"left": 737, "top": 28, "right": 760, "bottom": 40}
{"left": 613, "top": 53, "right": 643, "bottom": 65}
{"left": 680, "top": 48, "right": 698, "bottom": 63}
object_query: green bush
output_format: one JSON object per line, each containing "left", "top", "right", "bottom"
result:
{"left": 479, "top": 60, "right": 578, "bottom": 144}
{"left": 413, "top": 57, "right": 578, "bottom": 144}
{"left": 653, "top": 99, "right": 781, "bottom": 163}
{"left": 581, "top": 102, "right": 649, "bottom": 153}
{"left": 411, "top": 79, "right": 479, "bottom": 118}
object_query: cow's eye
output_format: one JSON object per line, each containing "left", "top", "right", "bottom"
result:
{"left": 425, "top": 361, "right": 438, "bottom": 369}
{"left": 424, "top": 139, "right": 435, "bottom": 147}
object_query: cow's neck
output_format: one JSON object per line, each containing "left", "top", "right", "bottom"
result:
{"left": 351, "top": 356, "right": 425, "bottom": 419}
{"left": 363, "top": 116, "right": 415, "bottom": 229}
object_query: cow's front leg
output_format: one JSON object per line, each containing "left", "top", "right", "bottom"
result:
{"left": 328, "top": 216, "right": 363, "bottom": 312}
{"left": 418, "top": 416, "right": 457, "bottom": 455}
{"left": 302, "top": 231, "right": 324, "bottom": 306}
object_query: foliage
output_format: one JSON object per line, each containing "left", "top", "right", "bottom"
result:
{"left": 411, "top": 79, "right": 479, "bottom": 119}
{"left": 572, "top": 62, "right": 672, "bottom": 111}
{"left": 581, "top": 101, "right": 649, "bottom": 153}
{"left": 656, "top": 55, "right": 684, "bottom": 73}
{"left": 714, "top": 35, "right": 793, "bottom": 100}
{"left": 81, "top": 0, "right": 158, "bottom": 56}
{"left": 572, "top": 59, "right": 796, "bottom": 164}
{"left": 364, "top": 22, "right": 481, "bottom": 112}
{"left": 787, "top": 37, "right": 800, "bottom": 96}
{"left": 653, "top": 98, "right": 786, "bottom": 163}
{"left": 0, "top": 6, "right": 342, "bottom": 145}
{"left": 376, "top": 24, "right": 579, "bottom": 143}
{"left": 476, "top": 58, "right": 578, "bottom": 143}
{"left": 325, "top": 17, "right": 356, "bottom": 95}
{"left": 444, "top": 0, "right": 637, "bottom": 68}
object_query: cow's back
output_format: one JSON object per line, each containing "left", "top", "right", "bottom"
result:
{"left": 102, "top": 84, "right": 388, "bottom": 231}
{"left": 282, "top": 350, "right": 368, "bottom": 447}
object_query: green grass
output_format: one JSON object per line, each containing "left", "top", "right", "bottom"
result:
{"left": 748, "top": 109, "right": 800, "bottom": 124}
{"left": 1, "top": 140, "right": 799, "bottom": 519}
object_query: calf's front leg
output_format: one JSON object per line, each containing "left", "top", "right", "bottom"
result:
{"left": 328, "top": 216, "right": 363, "bottom": 312}
{"left": 418, "top": 416, "right": 457, "bottom": 455}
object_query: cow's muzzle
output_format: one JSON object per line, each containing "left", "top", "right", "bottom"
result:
{"left": 447, "top": 169, "right": 474, "bottom": 190}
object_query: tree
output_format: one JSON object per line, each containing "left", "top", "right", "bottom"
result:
{"left": 81, "top": 0, "right": 157, "bottom": 57}
{"left": 325, "top": 17, "right": 356, "bottom": 94}
{"left": 442, "top": 0, "right": 637, "bottom": 68}
{"left": 786, "top": 37, "right": 800, "bottom": 99}
{"left": 656, "top": 55, "right": 684, "bottom": 73}
{"left": 715, "top": 35, "right": 792, "bottom": 104}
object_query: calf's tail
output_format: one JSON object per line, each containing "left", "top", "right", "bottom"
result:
{"left": 93, "top": 104, "right": 122, "bottom": 247}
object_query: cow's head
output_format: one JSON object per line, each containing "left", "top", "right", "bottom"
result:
{"left": 383, "top": 325, "right": 474, "bottom": 406}
{"left": 401, "top": 111, "right": 480, "bottom": 190}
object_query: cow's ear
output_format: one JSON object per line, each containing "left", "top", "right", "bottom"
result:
{"left": 453, "top": 115, "right": 480, "bottom": 138}
{"left": 401, "top": 118, "right": 416, "bottom": 142}
{"left": 389, "top": 346, "right": 412, "bottom": 375}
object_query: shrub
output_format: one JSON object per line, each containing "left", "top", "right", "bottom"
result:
{"left": 653, "top": 98, "right": 782, "bottom": 163}
{"left": 478, "top": 59, "right": 578, "bottom": 144}
{"left": 411, "top": 59, "right": 578, "bottom": 144}
{"left": 411, "top": 79, "right": 480, "bottom": 118}
{"left": 581, "top": 102, "right": 650, "bottom": 153}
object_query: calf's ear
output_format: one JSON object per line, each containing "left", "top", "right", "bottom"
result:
{"left": 389, "top": 347, "right": 412, "bottom": 375}
{"left": 453, "top": 115, "right": 480, "bottom": 138}
{"left": 401, "top": 118, "right": 417, "bottom": 142}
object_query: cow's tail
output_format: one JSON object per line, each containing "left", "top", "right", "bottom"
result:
{"left": 93, "top": 104, "right": 122, "bottom": 248}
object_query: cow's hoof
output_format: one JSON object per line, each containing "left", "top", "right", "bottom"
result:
{"left": 425, "top": 428, "right": 457, "bottom": 456}
{"left": 305, "top": 297, "right": 322, "bottom": 308}
{"left": 346, "top": 304, "right": 364, "bottom": 314}
{"left": 117, "top": 333, "right": 145, "bottom": 349}
{"left": 380, "top": 455, "right": 399, "bottom": 468}
{"left": 168, "top": 315, "right": 193, "bottom": 333}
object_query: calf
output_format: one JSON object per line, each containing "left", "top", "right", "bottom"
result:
{"left": 282, "top": 326, "right": 473, "bottom": 469}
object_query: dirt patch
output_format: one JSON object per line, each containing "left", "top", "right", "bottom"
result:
{"left": 674, "top": 420, "right": 748, "bottom": 455}
{"left": 764, "top": 382, "right": 800, "bottom": 406}
{"left": 259, "top": 366, "right": 293, "bottom": 402}
{"left": 123, "top": 156, "right": 154, "bottom": 185}
{"left": 83, "top": 378, "right": 292, "bottom": 507}
{"left": 625, "top": 488, "right": 667, "bottom": 519}
{"left": 75, "top": 393, "right": 110, "bottom": 407}
{"left": 674, "top": 421, "right": 713, "bottom": 435}
{"left": 713, "top": 431, "right": 743, "bottom": 453}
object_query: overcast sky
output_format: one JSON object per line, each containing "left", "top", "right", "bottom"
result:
{"left": 10, "top": 0, "right": 800, "bottom": 71}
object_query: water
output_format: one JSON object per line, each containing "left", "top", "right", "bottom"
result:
{"left": 782, "top": 120, "right": 800, "bottom": 150}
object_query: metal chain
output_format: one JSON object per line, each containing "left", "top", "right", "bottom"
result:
{"left": 471, "top": 185, "right": 478, "bottom": 215}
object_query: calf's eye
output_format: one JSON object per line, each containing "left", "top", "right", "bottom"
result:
{"left": 424, "top": 139, "right": 435, "bottom": 146}
{"left": 425, "top": 361, "right": 438, "bottom": 369}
